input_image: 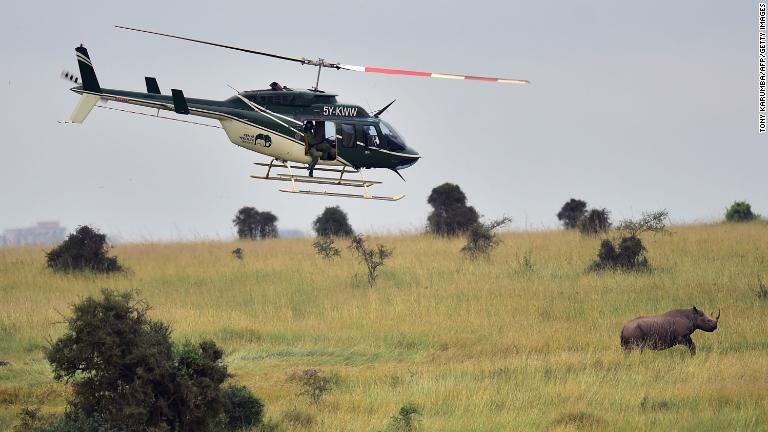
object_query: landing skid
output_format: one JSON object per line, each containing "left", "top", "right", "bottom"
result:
{"left": 251, "top": 160, "right": 405, "bottom": 201}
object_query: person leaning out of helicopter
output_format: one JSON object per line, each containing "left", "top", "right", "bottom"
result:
{"left": 303, "top": 120, "right": 334, "bottom": 177}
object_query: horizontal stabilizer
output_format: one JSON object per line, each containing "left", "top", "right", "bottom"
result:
{"left": 171, "top": 89, "right": 189, "bottom": 114}
{"left": 69, "top": 94, "right": 100, "bottom": 123}
{"left": 145, "top": 77, "right": 161, "bottom": 94}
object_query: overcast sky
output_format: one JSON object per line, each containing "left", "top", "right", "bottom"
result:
{"left": 0, "top": 1, "right": 763, "bottom": 241}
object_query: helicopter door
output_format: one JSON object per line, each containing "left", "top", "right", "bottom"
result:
{"left": 322, "top": 121, "right": 337, "bottom": 161}
{"left": 308, "top": 120, "right": 337, "bottom": 161}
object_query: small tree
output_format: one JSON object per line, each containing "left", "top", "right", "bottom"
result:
{"left": 755, "top": 276, "right": 768, "bottom": 301}
{"left": 233, "top": 207, "right": 278, "bottom": 240}
{"left": 45, "top": 225, "right": 122, "bottom": 273}
{"left": 349, "top": 234, "right": 393, "bottom": 287}
{"left": 725, "top": 201, "right": 756, "bottom": 222}
{"left": 313, "top": 206, "right": 354, "bottom": 238}
{"left": 313, "top": 237, "right": 341, "bottom": 260}
{"left": 578, "top": 208, "right": 611, "bottom": 235}
{"left": 461, "top": 217, "right": 512, "bottom": 260}
{"left": 557, "top": 198, "right": 587, "bottom": 229}
{"left": 290, "top": 369, "right": 333, "bottom": 405}
{"left": 231, "top": 247, "right": 244, "bottom": 261}
{"left": 588, "top": 210, "right": 669, "bottom": 272}
{"left": 387, "top": 403, "right": 422, "bottom": 432}
{"left": 615, "top": 210, "right": 669, "bottom": 237}
{"left": 426, "top": 183, "right": 479, "bottom": 236}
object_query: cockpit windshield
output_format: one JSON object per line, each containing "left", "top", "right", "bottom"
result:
{"left": 379, "top": 120, "right": 406, "bottom": 152}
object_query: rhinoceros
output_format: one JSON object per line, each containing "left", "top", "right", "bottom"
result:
{"left": 620, "top": 306, "right": 719, "bottom": 355}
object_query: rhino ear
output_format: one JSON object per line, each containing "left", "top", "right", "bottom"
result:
{"left": 692, "top": 306, "right": 700, "bottom": 314}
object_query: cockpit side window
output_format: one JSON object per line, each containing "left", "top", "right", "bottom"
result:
{"left": 363, "top": 125, "right": 380, "bottom": 148}
{"left": 339, "top": 123, "right": 356, "bottom": 148}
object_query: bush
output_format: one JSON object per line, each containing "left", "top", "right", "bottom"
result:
{"left": 231, "top": 248, "right": 244, "bottom": 261}
{"left": 755, "top": 276, "right": 768, "bottom": 301}
{"left": 460, "top": 217, "right": 512, "bottom": 260}
{"left": 312, "top": 237, "right": 341, "bottom": 260}
{"left": 557, "top": 198, "right": 587, "bottom": 229}
{"left": 517, "top": 250, "right": 535, "bottom": 274}
{"left": 386, "top": 403, "right": 421, "bottom": 432}
{"left": 13, "top": 407, "right": 53, "bottom": 432}
{"left": 588, "top": 236, "right": 648, "bottom": 272}
{"left": 313, "top": 206, "right": 354, "bottom": 238}
{"left": 289, "top": 369, "right": 333, "bottom": 405}
{"left": 349, "top": 235, "right": 393, "bottom": 287}
{"left": 45, "top": 226, "right": 121, "bottom": 273}
{"left": 426, "top": 183, "right": 479, "bottom": 236}
{"left": 553, "top": 411, "right": 603, "bottom": 430}
{"left": 577, "top": 208, "right": 611, "bottom": 235}
{"left": 233, "top": 207, "right": 278, "bottom": 239}
{"left": 45, "top": 289, "right": 263, "bottom": 432}
{"left": 220, "top": 385, "right": 264, "bottom": 431}
{"left": 14, "top": 408, "right": 107, "bottom": 432}
{"left": 587, "top": 210, "right": 669, "bottom": 272}
{"left": 280, "top": 408, "right": 315, "bottom": 428}
{"left": 725, "top": 201, "right": 756, "bottom": 222}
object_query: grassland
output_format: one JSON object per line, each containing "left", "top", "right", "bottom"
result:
{"left": 0, "top": 223, "right": 767, "bottom": 431}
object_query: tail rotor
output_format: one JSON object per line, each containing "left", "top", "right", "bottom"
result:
{"left": 61, "top": 70, "right": 80, "bottom": 85}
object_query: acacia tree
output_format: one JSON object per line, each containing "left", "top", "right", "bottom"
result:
{"left": 557, "top": 198, "right": 587, "bottom": 229}
{"left": 313, "top": 206, "right": 354, "bottom": 237}
{"left": 426, "top": 183, "right": 479, "bottom": 236}
{"left": 233, "top": 207, "right": 278, "bottom": 239}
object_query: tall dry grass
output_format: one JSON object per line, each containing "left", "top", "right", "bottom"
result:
{"left": 0, "top": 223, "right": 766, "bottom": 430}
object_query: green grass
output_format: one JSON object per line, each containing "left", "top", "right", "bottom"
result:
{"left": 0, "top": 223, "right": 767, "bottom": 431}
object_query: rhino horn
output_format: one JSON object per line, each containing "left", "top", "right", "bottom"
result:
{"left": 716, "top": 309, "right": 720, "bottom": 321}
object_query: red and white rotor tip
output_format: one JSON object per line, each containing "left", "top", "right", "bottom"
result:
{"left": 338, "top": 64, "right": 529, "bottom": 84}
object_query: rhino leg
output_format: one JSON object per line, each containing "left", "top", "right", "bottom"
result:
{"left": 682, "top": 335, "right": 696, "bottom": 356}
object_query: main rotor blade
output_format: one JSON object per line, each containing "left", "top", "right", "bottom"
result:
{"left": 115, "top": 26, "right": 528, "bottom": 84}
{"left": 338, "top": 63, "right": 529, "bottom": 84}
{"left": 115, "top": 26, "right": 307, "bottom": 64}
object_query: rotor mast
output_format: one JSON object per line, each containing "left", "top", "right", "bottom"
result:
{"left": 300, "top": 57, "right": 343, "bottom": 91}
{"left": 315, "top": 62, "right": 322, "bottom": 91}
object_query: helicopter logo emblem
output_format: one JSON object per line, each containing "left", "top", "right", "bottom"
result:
{"left": 240, "top": 133, "right": 272, "bottom": 148}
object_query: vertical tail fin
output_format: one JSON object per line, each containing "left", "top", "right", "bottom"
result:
{"left": 69, "top": 45, "right": 101, "bottom": 123}
{"left": 75, "top": 45, "right": 101, "bottom": 93}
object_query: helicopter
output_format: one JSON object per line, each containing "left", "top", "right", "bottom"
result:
{"left": 64, "top": 26, "right": 529, "bottom": 201}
